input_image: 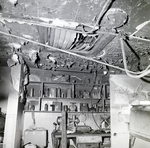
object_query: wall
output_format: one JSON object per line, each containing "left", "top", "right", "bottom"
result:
{"left": 0, "top": 66, "right": 11, "bottom": 113}
{"left": 0, "top": 98, "right": 8, "bottom": 114}
{"left": 3, "top": 64, "right": 25, "bottom": 148}
{"left": 110, "top": 75, "right": 150, "bottom": 148}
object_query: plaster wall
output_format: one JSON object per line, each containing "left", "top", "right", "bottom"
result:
{"left": 0, "top": 66, "right": 11, "bottom": 113}
{"left": 110, "top": 75, "right": 150, "bottom": 148}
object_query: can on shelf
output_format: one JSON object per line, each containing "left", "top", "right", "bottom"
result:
{"left": 57, "top": 88, "right": 61, "bottom": 98}
{"left": 44, "top": 103, "right": 48, "bottom": 111}
{"left": 30, "top": 88, "right": 34, "bottom": 97}
{"left": 67, "top": 88, "right": 72, "bottom": 98}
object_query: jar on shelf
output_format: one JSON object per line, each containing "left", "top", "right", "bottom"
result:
{"left": 61, "top": 91, "right": 66, "bottom": 98}
{"left": 89, "top": 105, "right": 96, "bottom": 112}
{"left": 44, "top": 103, "right": 48, "bottom": 111}
{"left": 64, "top": 105, "right": 68, "bottom": 111}
{"left": 30, "top": 105, "right": 35, "bottom": 111}
{"left": 57, "top": 88, "right": 61, "bottom": 98}
{"left": 67, "top": 88, "right": 72, "bottom": 98}
{"left": 49, "top": 88, "right": 57, "bottom": 98}
{"left": 69, "top": 102, "right": 77, "bottom": 112}
{"left": 44, "top": 88, "right": 49, "bottom": 97}
{"left": 83, "top": 90, "right": 90, "bottom": 99}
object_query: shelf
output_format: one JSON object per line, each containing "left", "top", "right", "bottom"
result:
{"left": 29, "top": 81, "right": 102, "bottom": 86}
{"left": 26, "top": 80, "right": 110, "bottom": 116}
{"left": 27, "top": 96, "right": 41, "bottom": 99}
{"left": 42, "top": 97, "right": 101, "bottom": 101}
{"left": 24, "top": 110, "right": 110, "bottom": 114}
{"left": 54, "top": 132, "right": 111, "bottom": 138}
{"left": 28, "top": 81, "right": 42, "bottom": 84}
{"left": 26, "top": 97, "right": 102, "bottom": 101}
{"left": 101, "top": 142, "right": 111, "bottom": 148}
{"left": 24, "top": 111, "right": 61, "bottom": 113}
{"left": 29, "top": 81, "right": 71, "bottom": 84}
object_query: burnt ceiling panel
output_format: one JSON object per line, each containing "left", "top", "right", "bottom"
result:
{"left": 0, "top": 0, "right": 150, "bottom": 76}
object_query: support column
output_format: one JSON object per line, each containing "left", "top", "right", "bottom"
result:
{"left": 61, "top": 109, "right": 67, "bottom": 148}
{"left": 3, "top": 64, "right": 24, "bottom": 148}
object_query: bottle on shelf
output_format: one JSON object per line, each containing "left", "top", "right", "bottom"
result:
{"left": 44, "top": 88, "right": 50, "bottom": 97}
{"left": 49, "top": 88, "right": 57, "bottom": 98}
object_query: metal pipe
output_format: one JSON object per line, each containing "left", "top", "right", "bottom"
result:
{"left": 129, "top": 36, "right": 150, "bottom": 43}
{"left": 0, "top": 17, "right": 118, "bottom": 36}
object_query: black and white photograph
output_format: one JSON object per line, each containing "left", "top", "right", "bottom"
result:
{"left": 0, "top": 0, "right": 150, "bottom": 148}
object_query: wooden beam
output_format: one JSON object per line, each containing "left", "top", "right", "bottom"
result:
{"left": 61, "top": 110, "right": 67, "bottom": 148}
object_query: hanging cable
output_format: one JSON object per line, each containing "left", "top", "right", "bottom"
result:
{"left": 123, "top": 39, "right": 141, "bottom": 71}
{"left": 0, "top": 17, "right": 118, "bottom": 36}
{"left": 120, "top": 38, "right": 150, "bottom": 78}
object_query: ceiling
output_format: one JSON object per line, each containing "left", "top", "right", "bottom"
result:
{"left": 0, "top": 0, "right": 150, "bottom": 74}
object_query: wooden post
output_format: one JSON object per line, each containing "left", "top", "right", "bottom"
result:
{"left": 61, "top": 108, "right": 67, "bottom": 148}
{"left": 72, "top": 81, "right": 75, "bottom": 98}
{"left": 3, "top": 64, "right": 24, "bottom": 148}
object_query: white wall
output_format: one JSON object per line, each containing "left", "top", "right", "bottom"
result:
{"left": 110, "top": 75, "right": 150, "bottom": 148}
{"left": 0, "top": 66, "right": 10, "bottom": 114}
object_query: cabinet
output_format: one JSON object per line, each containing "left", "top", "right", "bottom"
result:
{"left": 25, "top": 81, "right": 110, "bottom": 113}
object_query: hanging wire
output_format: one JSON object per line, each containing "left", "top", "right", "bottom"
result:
{"left": 120, "top": 38, "right": 150, "bottom": 78}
